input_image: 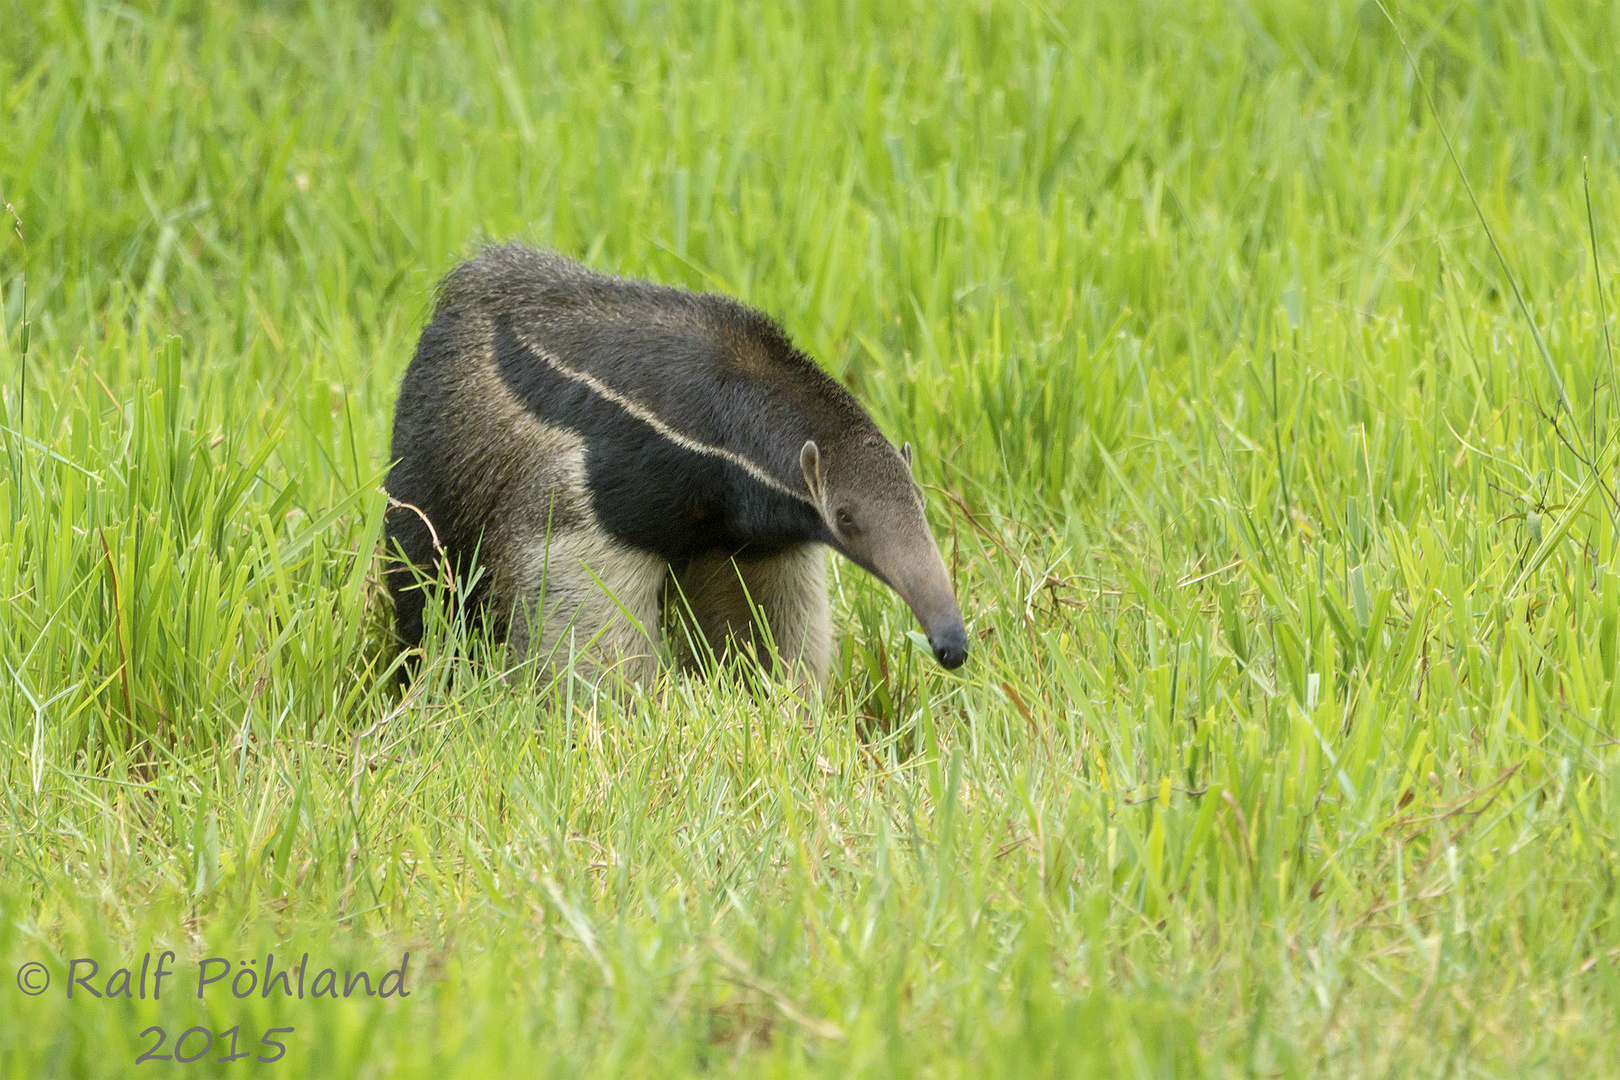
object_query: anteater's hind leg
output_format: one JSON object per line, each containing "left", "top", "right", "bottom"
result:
{"left": 505, "top": 528, "right": 667, "bottom": 689}
{"left": 669, "top": 544, "right": 831, "bottom": 692}
{"left": 383, "top": 502, "right": 443, "bottom": 650}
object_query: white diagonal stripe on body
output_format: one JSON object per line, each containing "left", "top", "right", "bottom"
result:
{"left": 516, "top": 330, "right": 815, "bottom": 506}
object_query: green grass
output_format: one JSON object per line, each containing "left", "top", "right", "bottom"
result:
{"left": 3, "top": 0, "right": 1620, "bottom": 1075}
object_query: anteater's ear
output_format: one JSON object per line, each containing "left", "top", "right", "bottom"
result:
{"left": 901, "top": 441, "right": 913, "bottom": 471}
{"left": 800, "top": 440, "right": 823, "bottom": 503}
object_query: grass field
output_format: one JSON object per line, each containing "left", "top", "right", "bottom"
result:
{"left": 3, "top": 1, "right": 1620, "bottom": 1075}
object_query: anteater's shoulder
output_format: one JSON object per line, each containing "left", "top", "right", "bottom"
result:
{"left": 696, "top": 293, "right": 868, "bottom": 427}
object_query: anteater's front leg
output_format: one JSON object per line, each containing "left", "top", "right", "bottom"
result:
{"left": 669, "top": 544, "right": 831, "bottom": 692}
{"left": 506, "top": 528, "right": 667, "bottom": 689}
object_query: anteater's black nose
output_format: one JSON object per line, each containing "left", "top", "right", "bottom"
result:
{"left": 930, "top": 627, "right": 969, "bottom": 670}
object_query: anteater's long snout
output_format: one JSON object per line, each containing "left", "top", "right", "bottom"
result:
{"left": 885, "top": 539, "right": 969, "bottom": 671}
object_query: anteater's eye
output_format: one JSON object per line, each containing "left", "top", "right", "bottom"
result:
{"left": 835, "top": 508, "right": 855, "bottom": 531}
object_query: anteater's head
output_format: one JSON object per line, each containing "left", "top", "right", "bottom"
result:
{"left": 800, "top": 436, "right": 969, "bottom": 670}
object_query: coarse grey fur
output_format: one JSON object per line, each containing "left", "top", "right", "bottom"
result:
{"left": 384, "top": 244, "right": 968, "bottom": 691}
